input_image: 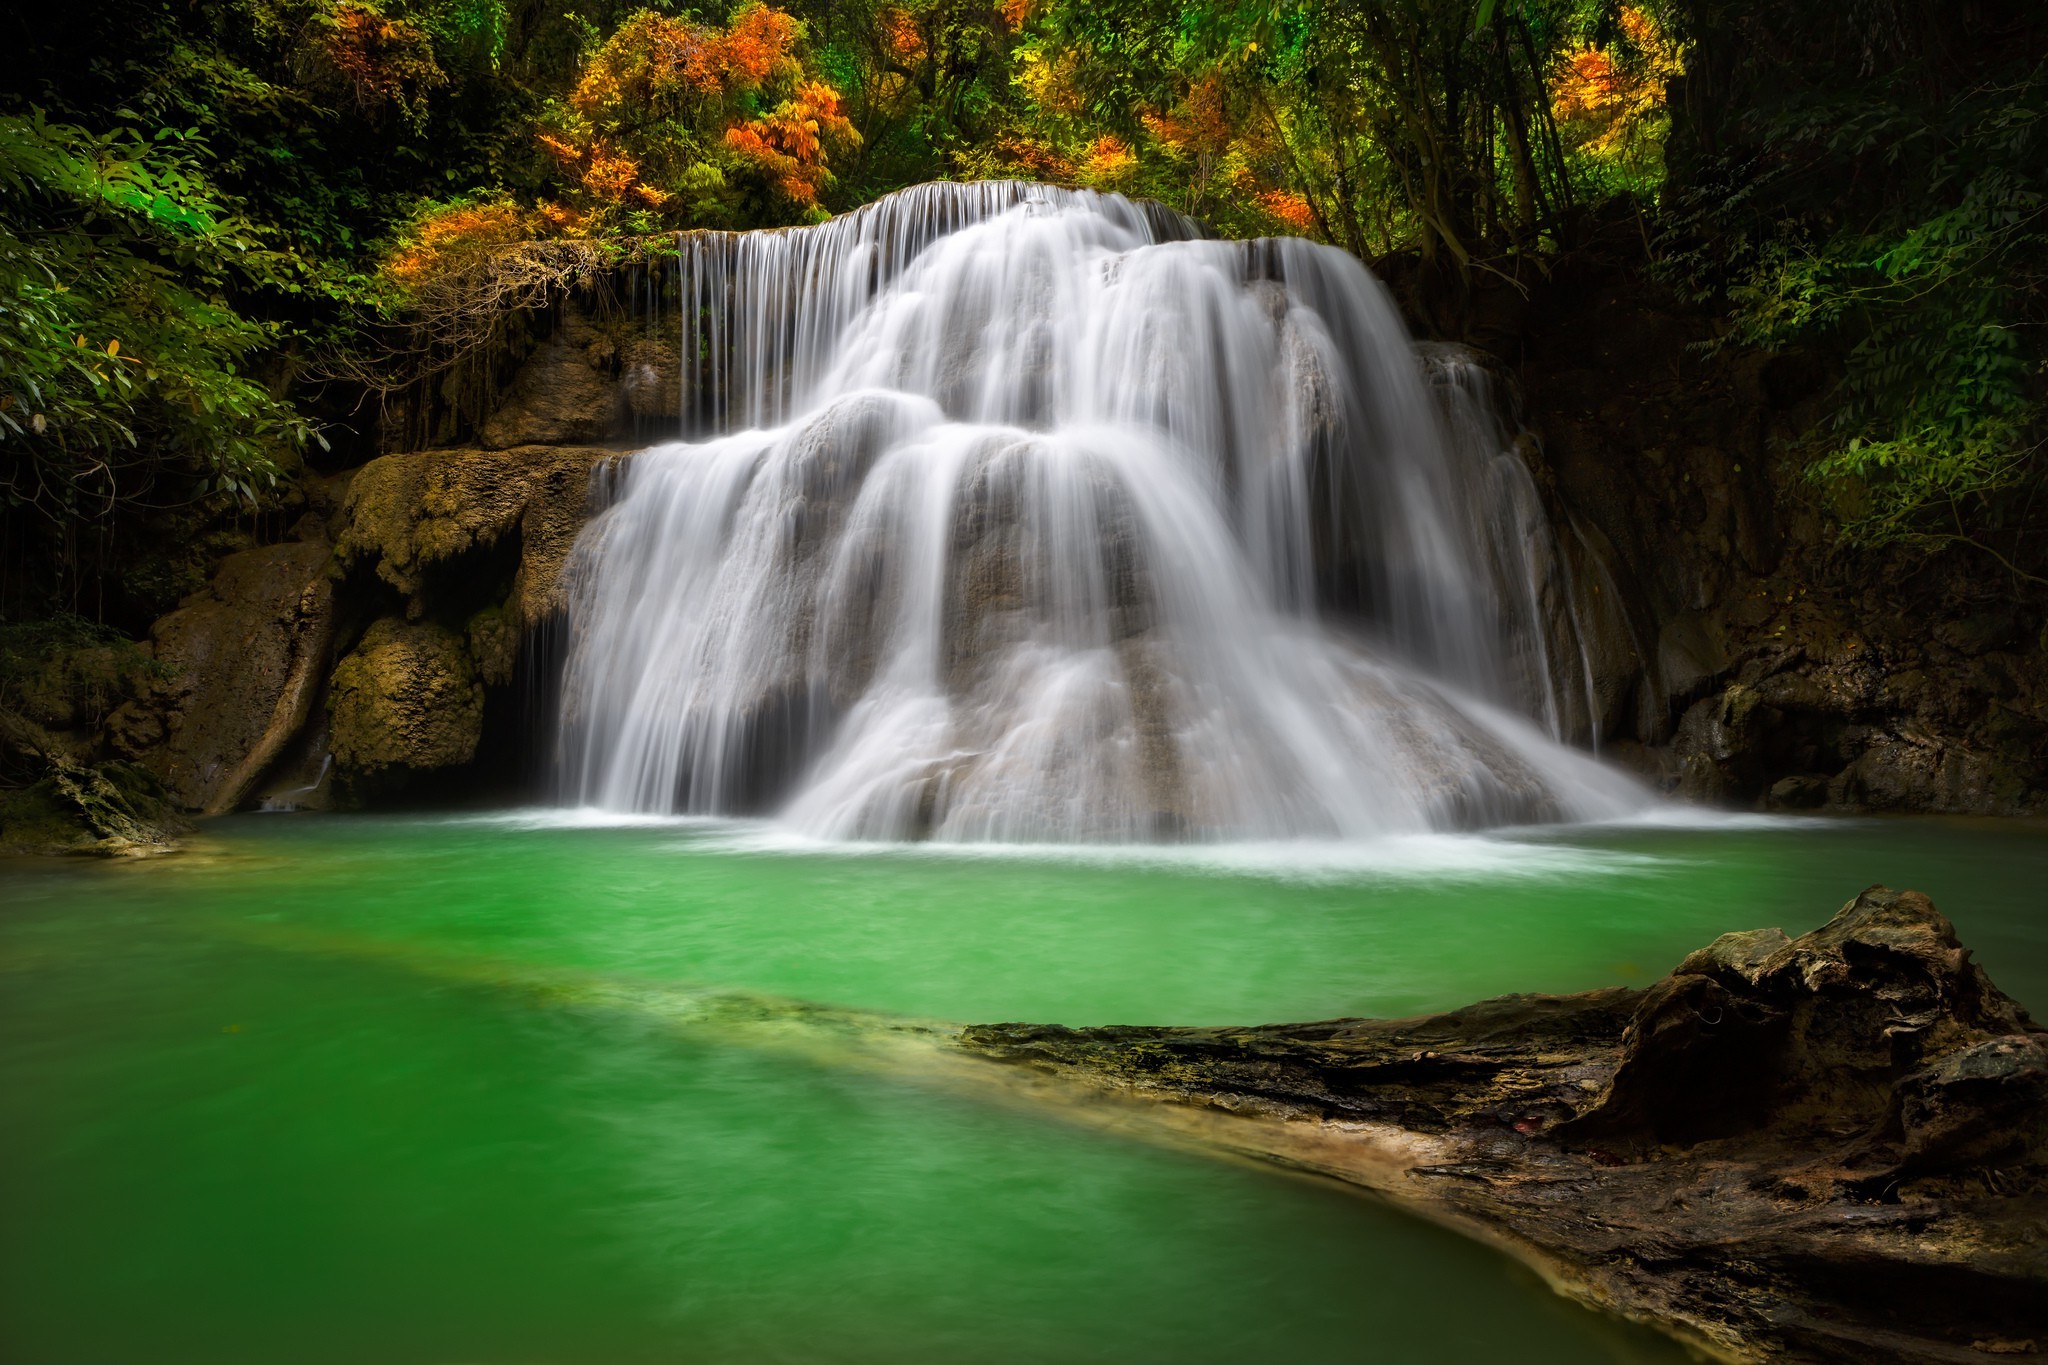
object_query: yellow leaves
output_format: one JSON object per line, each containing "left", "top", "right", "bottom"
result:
{"left": 1080, "top": 134, "right": 1136, "bottom": 186}
{"left": 570, "top": 1, "right": 804, "bottom": 117}
{"left": 383, "top": 200, "right": 534, "bottom": 287}
{"left": 581, "top": 142, "right": 645, "bottom": 202}
{"left": 1016, "top": 47, "right": 1085, "bottom": 119}
{"left": 544, "top": 3, "right": 845, "bottom": 223}
{"left": 1551, "top": 6, "right": 1682, "bottom": 160}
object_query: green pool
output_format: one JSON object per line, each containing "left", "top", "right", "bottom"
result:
{"left": 4, "top": 812, "right": 2044, "bottom": 1363}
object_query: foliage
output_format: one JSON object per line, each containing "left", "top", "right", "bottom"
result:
{"left": 0, "top": 111, "right": 315, "bottom": 525}
{"left": 1659, "top": 3, "right": 2046, "bottom": 561}
{"left": 533, "top": 3, "right": 860, "bottom": 230}
{"left": 1550, "top": 5, "right": 1679, "bottom": 199}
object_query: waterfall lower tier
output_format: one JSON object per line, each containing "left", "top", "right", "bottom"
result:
{"left": 557, "top": 182, "right": 1644, "bottom": 840}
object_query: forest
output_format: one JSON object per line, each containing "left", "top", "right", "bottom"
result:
{"left": 5, "top": 0, "right": 2044, "bottom": 620}
{"left": 4, "top": 5, "right": 2048, "bottom": 1362}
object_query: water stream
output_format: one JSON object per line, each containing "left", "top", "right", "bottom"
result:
{"left": 559, "top": 183, "right": 1641, "bottom": 838}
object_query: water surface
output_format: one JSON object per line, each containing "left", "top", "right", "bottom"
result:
{"left": 3, "top": 813, "right": 2043, "bottom": 1363}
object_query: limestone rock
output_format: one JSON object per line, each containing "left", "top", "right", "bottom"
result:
{"left": 0, "top": 758, "right": 189, "bottom": 856}
{"left": 1557, "top": 885, "right": 2040, "bottom": 1163}
{"left": 124, "top": 539, "right": 336, "bottom": 813}
{"left": 619, "top": 338, "right": 681, "bottom": 420}
{"left": 479, "top": 304, "right": 627, "bottom": 448}
{"left": 328, "top": 618, "right": 484, "bottom": 775}
{"left": 958, "top": 886, "right": 2048, "bottom": 1363}
{"left": 335, "top": 444, "right": 603, "bottom": 628}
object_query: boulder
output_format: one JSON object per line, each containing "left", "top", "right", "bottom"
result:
{"left": 958, "top": 886, "right": 2048, "bottom": 1363}
{"left": 478, "top": 303, "right": 627, "bottom": 448}
{"left": 328, "top": 618, "right": 485, "bottom": 776}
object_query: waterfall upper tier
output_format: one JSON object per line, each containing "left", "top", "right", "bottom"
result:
{"left": 557, "top": 181, "right": 1644, "bottom": 840}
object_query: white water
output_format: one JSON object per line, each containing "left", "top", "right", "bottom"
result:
{"left": 558, "top": 182, "right": 1645, "bottom": 841}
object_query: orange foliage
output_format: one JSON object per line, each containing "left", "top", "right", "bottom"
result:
{"left": 581, "top": 142, "right": 644, "bottom": 201}
{"left": 1080, "top": 134, "right": 1136, "bottom": 184}
{"left": 998, "top": 137, "right": 1073, "bottom": 180}
{"left": 537, "top": 202, "right": 587, "bottom": 234}
{"left": 882, "top": 8, "right": 927, "bottom": 63}
{"left": 1255, "top": 189, "right": 1316, "bottom": 233}
{"left": 1142, "top": 75, "right": 1232, "bottom": 159}
{"left": 717, "top": 3, "right": 802, "bottom": 89}
{"left": 1551, "top": 7, "right": 1681, "bottom": 156}
{"left": 321, "top": 2, "right": 444, "bottom": 116}
{"left": 385, "top": 201, "right": 532, "bottom": 285}
{"left": 568, "top": 3, "right": 801, "bottom": 119}
{"left": 997, "top": 0, "right": 1032, "bottom": 30}
{"left": 724, "top": 82, "right": 859, "bottom": 206}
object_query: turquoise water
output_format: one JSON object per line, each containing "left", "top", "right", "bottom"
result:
{"left": 3, "top": 812, "right": 2043, "bottom": 1363}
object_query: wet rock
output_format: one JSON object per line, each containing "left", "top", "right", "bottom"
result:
{"left": 479, "top": 304, "right": 628, "bottom": 448}
{"left": 958, "top": 886, "right": 2048, "bottom": 1363}
{"left": 619, "top": 338, "right": 681, "bottom": 421}
{"left": 1766, "top": 772, "right": 1829, "bottom": 808}
{"left": 336, "top": 444, "right": 603, "bottom": 628}
{"left": 466, "top": 604, "right": 521, "bottom": 688}
{"left": 0, "top": 757, "right": 189, "bottom": 856}
{"left": 121, "top": 539, "right": 336, "bottom": 814}
{"left": 328, "top": 618, "right": 484, "bottom": 777}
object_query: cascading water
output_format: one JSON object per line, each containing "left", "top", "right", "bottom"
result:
{"left": 557, "top": 181, "right": 1644, "bottom": 840}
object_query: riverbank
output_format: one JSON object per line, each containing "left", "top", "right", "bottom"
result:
{"left": 957, "top": 885, "right": 2048, "bottom": 1362}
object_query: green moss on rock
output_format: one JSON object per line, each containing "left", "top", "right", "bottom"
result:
{"left": 329, "top": 618, "right": 485, "bottom": 776}
{"left": 0, "top": 759, "right": 189, "bottom": 856}
{"left": 466, "top": 604, "right": 520, "bottom": 688}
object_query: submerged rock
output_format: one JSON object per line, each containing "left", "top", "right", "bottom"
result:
{"left": 957, "top": 887, "right": 2048, "bottom": 1363}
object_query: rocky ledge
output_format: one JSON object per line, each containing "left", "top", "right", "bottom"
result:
{"left": 958, "top": 887, "right": 2048, "bottom": 1362}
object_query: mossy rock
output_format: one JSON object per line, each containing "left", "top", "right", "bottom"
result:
{"left": 329, "top": 618, "right": 485, "bottom": 777}
{"left": 467, "top": 604, "right": 520, "bottom": 688}
{"left": 0, "top": 759, "right": 189, "bottom": 856}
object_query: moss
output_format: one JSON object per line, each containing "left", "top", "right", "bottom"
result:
{"left": 328, "top": 617, "right": 485, "bottom": 776}
{"left": 0, "top": 758, "right": 188, "bottom": 856}
{"left": 467, "top": 604, "right": 520, "bottom": 687}
{"left": 0, "top": 615, "right": 161, "bottom": 732}
{"left": 334, "top": 446, "right": 600, "bottom": 625}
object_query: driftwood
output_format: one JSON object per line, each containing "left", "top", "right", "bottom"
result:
{"left": 957, "top": 887, "right": 2048, "bottom": 1363}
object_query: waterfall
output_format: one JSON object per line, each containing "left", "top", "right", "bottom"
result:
{"left": 557, "top": 181, "right": 1642, "bottom": 840}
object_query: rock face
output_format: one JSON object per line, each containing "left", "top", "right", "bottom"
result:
{"left": 1481, "top": 225, "right": 2048, "bottom": 816}
{"left": 328, "top": 618, "right": 485, "bottom": 775}
{"left": 478, "top": 303, "right": 629, "bottom": 449}
{"left": 336, "top": 443, "right": 604, "bottom": 629}
{"left": 958, "top": 887, "right": 2048, "bottom": 1363}
{"left": 121, "top": 537, "right": 337, "bottom": 815}
{"left": 318, "top": 443, "right": 604, "bottom": 794}
{"left": 0, "top": 751, "right": 189, "bottom": 856}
